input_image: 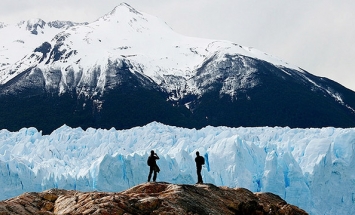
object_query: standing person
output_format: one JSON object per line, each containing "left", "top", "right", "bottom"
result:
{"left": 147, "top": 150, "right": 160, "bottom": 182}
{"left": 195, "top": 151, "right": 205, "bottom": 184}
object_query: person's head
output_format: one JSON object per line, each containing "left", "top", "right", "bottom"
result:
{"left": 151, "top": 150, "right": 155, "bottom": 155}
{"left": 196, "top": 151, "right": 200, "bottom": 156}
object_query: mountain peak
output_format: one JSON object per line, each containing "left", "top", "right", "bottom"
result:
{"left": 17, "top": 18, "right": 46, "bottom": 34}
{"left": 99, "top": 2, "right": 143, "bottom": 22}
{"left": 114, "top": 2, "right": 142, "bottom": 15}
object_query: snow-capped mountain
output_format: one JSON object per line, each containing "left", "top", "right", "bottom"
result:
{"left": 1, "top": 122, "right": 355, "bottom": 215}
{"left": 0, "top": 3, "right": 355, "bottom": 133}
{"left": 0, "top": 3, "right": 305, "bottom": 98}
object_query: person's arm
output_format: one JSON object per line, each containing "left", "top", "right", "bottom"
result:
{"left": 155, "top": 153, "right": 160, "bottom": 159}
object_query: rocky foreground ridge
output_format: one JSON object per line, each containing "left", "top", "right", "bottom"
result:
{"left": 0, "top": 182, "right": 307, "bottom": 215}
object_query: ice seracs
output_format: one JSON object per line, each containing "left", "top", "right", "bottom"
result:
{"left": 1, "top": 122, "right": 355, "bottom": 215}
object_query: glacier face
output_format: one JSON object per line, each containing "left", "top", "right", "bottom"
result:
{"left": 0, "top": 122, "right": 355, "bottom": 215}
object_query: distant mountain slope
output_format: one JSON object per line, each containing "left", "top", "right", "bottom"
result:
{"left": 0, "top": 3, "right": 354, "bottom": 133}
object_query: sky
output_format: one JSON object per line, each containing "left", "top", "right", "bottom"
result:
{"left": 1, "top": 0, "right": 354, "bottom": 91}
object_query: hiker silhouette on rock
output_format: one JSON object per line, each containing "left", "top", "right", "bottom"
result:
{"left": 147, "top": 150, "right": 160, "bottom": 182}
{"left": 195, "top": 151, "right": 205, "bottom": 184}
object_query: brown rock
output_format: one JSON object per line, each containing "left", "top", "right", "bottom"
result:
{"left": 0, "top": 182, "right": 308, "bottom": 215}
{"left": 41, "top": 202, "right": 54, "bottom": 212}
{"left": 41, "top": 193, "right": 58, "bottom": 202}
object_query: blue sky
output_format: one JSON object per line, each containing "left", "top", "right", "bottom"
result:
{"left": 1, "top": 0, "right": 355, "bottom": 91}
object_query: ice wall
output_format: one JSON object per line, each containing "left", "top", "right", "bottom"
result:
{"left": 0, "top": 122, "right": 355, "bottom": 215}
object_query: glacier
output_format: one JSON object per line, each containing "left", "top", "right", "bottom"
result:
{"left": 0, "top": 122, "right": 355, "bottom": 215}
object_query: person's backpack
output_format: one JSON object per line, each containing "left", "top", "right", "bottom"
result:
{"left": 201, "top": 156, "right": 205, "bottom": 165}
{"left": 147, "top": 156, "right": 153, "bottom": 166}
{"left": 197, "top": 156, "right": 205, "bottom": 165}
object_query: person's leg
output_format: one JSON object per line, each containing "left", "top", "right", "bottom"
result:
{"left": 148, "top": 167, "right": 153, "bottom": 182}
{"left": 197, "top": 167, "right": 203, "bottom": 183}
{"left": 153, "top": 170, "right": 157, "bottom": 182}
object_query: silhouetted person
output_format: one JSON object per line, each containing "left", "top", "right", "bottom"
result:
{"left": 195, "top": 151, "right": 205, "bottom": 184}
{"left": 147, "top": 150, "right": 160, "bottom": 182}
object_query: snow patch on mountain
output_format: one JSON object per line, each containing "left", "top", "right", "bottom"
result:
{"left": 0, "top": 18, "right": 87, "bottom": 80}
{"left": 0, "top": 22, "right": 7, "bottom": 29}
{"left": 17, "top": 18, "right": 46, "bottom": 35}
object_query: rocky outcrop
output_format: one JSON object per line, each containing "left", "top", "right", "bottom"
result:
{"left": 0, "top": 182, "right": 308, "bottom": 215}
